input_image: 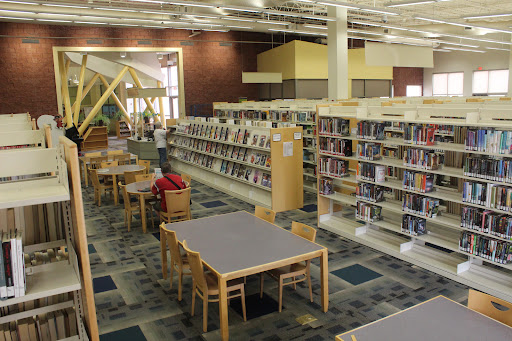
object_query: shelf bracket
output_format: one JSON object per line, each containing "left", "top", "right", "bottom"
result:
{"left": 400, "top": 240, "right": 414, "bottom": 253}
{"left": 457, "top": 260, "right": 471, "bottom": 274}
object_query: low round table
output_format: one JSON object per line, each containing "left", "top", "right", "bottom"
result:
{"left": 126, "top": 180, "right": 156, "bottom": 233}
{"left": 97, "top": 165, "right": 145, "bottom": 205}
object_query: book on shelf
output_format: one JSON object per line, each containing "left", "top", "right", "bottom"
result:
{"left": 403, "top": 148, "right": 439, "bottom": 170}
{"left": 461, "top": 206, "right": 512, "bottom": 239}
{"left": 356, "top": 183, "right": 384, "bottom": 203}
{"left": 356, "top": 163, "right": 385, "bottom": 183}
{"left": 465, "top": 128, "right": 512, "bottom": 154}
{"left": 0, "top": 230, "right": 25, "bottom": 300}
{"left": 403, "top": 171, "right": 434, "bottom": 193}
{"left": 404, "top": 123, "right": 435, "bottom": 146}
{"left": 459, "top": 231, "right": 512, "bottom": 264}
{"left": 402, "top": 193, "right": 439, "bottom": 218}
{"left": 320, "top": 178, "right": 333, "bottom": 195}
{"left": 261, "top": 173, "right": 272, "bottom": 188}
{"left": 357, "top": 142, "right": 381, "bottom": 161}
{"left": 357, "top": 121, "right": 385, "bottom": 140}
{"left": 355, "top": 202, "right": 382, "bottom": 222}
{"left": 464, "top": 156, "right": 512, "bottom": 183}
{"left": 319, "top": 158, "right": 348, "bottom": 178}
{"left": 319, "top": 118, "right": 350, "bottom": 137}
{"left": 463, "top": 181, "right": 512, "bottom": 211}
{"left": 319, "top": 137, "right": 352, "bottom": 156}
{"left": 433, "top": 124, "right": 455, "bottom": 135}
{"left": 384, "top": 122, "right": 404, "bottom": 131}
{"left": 401, "top": 214, "right": 427, "bottom": 236}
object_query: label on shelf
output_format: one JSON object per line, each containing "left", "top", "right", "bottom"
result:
{"left": 294, "top": 132, "right": 302, "bottom": 140}
{"left": 273, "top": 133, "right": 281, "bottom": 142}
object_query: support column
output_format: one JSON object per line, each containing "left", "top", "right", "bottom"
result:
{"left": 328, "top": 7, "right": 349, "bottom": 100}
{"left": 508, "top": 41, "right": 512, "bottom": 96}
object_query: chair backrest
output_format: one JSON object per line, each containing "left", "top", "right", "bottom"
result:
{"left": 85, "top": 152, "right": 101, "bottom": 158}
{"left": 107, "top": 150, "right": 124, "bottom": 155}
{"left": 182, "top": 241, "right": 208, "bottom": 293}
{"left": 135, "top": 173, "right": 154, "bottom": 182}
{"left": 160, "top": 224, "right": 185, "bottom": 270}
{"left": 89, "top": 156, "right": 108, "bottom": 170}
{"left": 181, "top": 173, "right": 192, "bottom": 184}
{"left": 124, "top": 169, "right": 144, "bottom": 184}
{"left": 254, "top": 206, "right": 276, "bottom": 224}
{"left": 101, "top": 161, "right": 118, "bottom": 168}
{"left": 114, "top": 153, "right": 131, "bottom": 165}
{"left": 139, "top": 160, "right": 151, "bottom": 174}
{"left": 118, "top": 182, "right": 131, "bottom": 211}
{"left": 468, "top": 289, "right": 512, "bottom": 327}
{"left": 291, "top": 222, "right": 317, "bottom": 242}
{"left": 164, "top": 187, "right": 191, "bottom": 215}
{"left": 90, "top": 169, "right": 101, "bottom": 188}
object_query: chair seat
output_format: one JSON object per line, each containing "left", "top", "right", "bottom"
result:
{"left": 204, "top": 273, "right": 244, "bottom": 294}
{"left": 268, "top": 262, "right": 307, "bottom": 278}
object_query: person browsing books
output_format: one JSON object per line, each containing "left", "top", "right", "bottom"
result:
{"left": 154, "top": 122, "right": 171, "bottom": 168}
{"left": 150, "top": 162, "right": 186, "bottom": 212}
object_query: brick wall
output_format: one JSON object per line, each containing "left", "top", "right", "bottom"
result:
{"left": 0, "top": 22, "right": 279, "bottom": 119}
{"left": 393, "top": 67, "right": 424, "bottom": 97}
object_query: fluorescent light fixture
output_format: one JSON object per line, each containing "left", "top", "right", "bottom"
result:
{"left": 0, "top": 10, "right": 34, "bottom": 14}
{"left": 303, "top": 24, "right": 328, "bottom": 30}
{"left": 201, "top": 29, "right": 229, "bottom": 32}
{"left": 140, "top": 10, "right": 167, "bottom": 14}
{"left": 0, "top": 16, "right": 33, "bottom": 20}
{"left": 316, "top": 1, "right": 358, "bottom": 9}
{"left": 190, "top": 23, "right": 223, "bottom": 26}
{"left": 98, "top": 8, "right": 138, "bottom": 12}
{"left": 386, "top": 0, "right": 436, "bottom": 7}
{"left": 189, "top": 15, "right": 219, "bottom": 19}
{"left": 220, "top": 7, "right": 260, "bottom": 13}
{"left": 37, "top": 19, "right": 72, "bottom": 22}
{"left": 294, "top": 30, "right": 327, "bottom": 36}
{"left": 75, "top": 21, "right": 108, "bottom": 24}
{"left": 256, "top": 20, "right": 288, "bottom": 25}
{"left": 268, "top": 28, "right": 292, "bottom": 33}
{"left": 45, "top": 13, "right": 77, "bottom": 17}
{"left": 0, "top": 0, "right": 36, "bottom": 4}
{"left": 464, "top": 13, "right": 512, "bottom": 19}
{"left": 434, "top": 49, "right": 452, "bottom": 52}
{"left": 347, "top": 29, "right": 383, "bottom": 36}
{"left": 80, "top": 16, "right": 108, "bottom": 19}
{"left": 350, "top": 20, "right": 383, "bottom": 27}
{"left": 111, "top": 23, "right": 139, "bottom": 26}
{"left": 225, "top": 25, "right": 253, "bottom": 29}
{"left": 437, "top": 41, "right": 478, "bottom": 48}
{"left": 485, "top": 46, "right": 509, "bottom": 51}
{"left": 442, "top": 46, "right": 485, "bottom": 53}
{"left": 222, "top": 17, "right": 254, "bottom": 22}
{"left": 42, "top": 3, "right": 89, "bottom": 8}
{"left": 121, "top": 18, "right": 154, "bottom": 22}
{"left": 143, "top": 25, "right": 167, "bottom": 28}
{"left": 415, "top": 16, "right": 512, "bottom": 34}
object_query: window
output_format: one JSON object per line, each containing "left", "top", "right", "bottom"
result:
{"left": 433, "top": 72, "right": 464, "bottom": 96}
{"left": 406, "top": 85, "right": 422, "bottom": 97}
{"left": 473, "top": 69, "right": 509, "bottom": 95}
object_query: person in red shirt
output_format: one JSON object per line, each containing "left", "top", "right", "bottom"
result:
{"left": 150, "top": 162, "right": 186, "bottom": 212}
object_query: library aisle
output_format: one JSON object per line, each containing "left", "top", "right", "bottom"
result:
{"left": 87, "top": 141, "right": 469, "bottom": 341}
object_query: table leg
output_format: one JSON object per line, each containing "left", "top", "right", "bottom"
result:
{"left": 218, "top": 276, "right": 229, "bottom": 341}
{"left": 320, "top": 249, "right": 329, "bottom": 312}
{"left": 113, "top": 175, "right": 119, "bottom": 205}
{"left": 140, "top": 194, "right": 147, "bottom": 233}
{"left": 161, "top": 226, "right": 167, "bottom": 279}
{"left": 83, "top": 161, "right": 89, "bottom": 187}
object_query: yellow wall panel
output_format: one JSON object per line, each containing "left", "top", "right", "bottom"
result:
{"left": 257, "top": 41, "right": 296, "bottom": 80}
{"left": 294, "top": 41, "right": 328, "bottom": 79}
{"left": 348, "top": 49, "right": 393, "bottom": 80}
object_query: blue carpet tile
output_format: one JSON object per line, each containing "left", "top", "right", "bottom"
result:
{"left": 99, "top": 326, "right": 146, "bottom": 341}
{"left": 93, "top": 275, "right": 117, "bottom": 294}
{"left": 152, "top": 232, "right": 160, "bottom": 241}
{"left": 331, "top": 264, "right": 383, "bottom": 286}
{"left": 88, "top": 244, "right": 97, "bottom": 254}
{"left": 301, "top": 204, "right": 318, "bottom": 213}
{"left": 230, "top": 292, "right": 280, "bottom": 320}
{"left": 200, "top": 200, "right": 227, "bottom": 208}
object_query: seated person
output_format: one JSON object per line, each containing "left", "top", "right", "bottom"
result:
{"left": 151, "top": 162, "right": 186, "bottom": 212}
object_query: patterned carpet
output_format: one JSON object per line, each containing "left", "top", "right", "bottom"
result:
{"left": 84, "top": 138, "right": 470, "bottom": 341}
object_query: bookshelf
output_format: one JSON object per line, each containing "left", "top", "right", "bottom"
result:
{"left": 0, "top": 130, "right": 46, "bottom": 150}
{"left": 0, "top": 134, "right": 98, "bottom": 340}
{"left": 169, "top": 119, "right": 303, "bottom": 212}
{"left": 81, "top": 126, "right": 108, "bottom": 151}
{"left": 317, "top": 104, "right": 512, "bottom": 303}
{"left": 115, "top": 120, "right": 131, "bottom": 139}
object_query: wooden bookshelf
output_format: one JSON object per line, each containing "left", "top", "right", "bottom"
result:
{"left": 169, "top": 119, "right": 303, "bottom": 212}
{"left": 116, "top": 120, "right": 131, "bottom": 139}
{"left": 81, "top": 126, "right": 108, "bottom": 151}
{"left": 0, "top": 134, "right": 98, "bottom": 340}
{"left": 317, "top": 104, "right": 512, "bottom": 303}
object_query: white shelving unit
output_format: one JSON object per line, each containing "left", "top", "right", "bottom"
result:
{"left": 317, "top": 104, "right": 512, "bottom": 303}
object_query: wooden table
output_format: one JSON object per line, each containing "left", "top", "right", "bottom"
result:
{"left": 336, "top": 296, "right": 512, "bottom": 341}
{"left": 79, "top": 152, "right": 139, "bottom": 187}
{"left": 126, "top": 180, "right": 155, "bottom": 233}
{"left": 96, "top": 165, "right": 145, "bottom": 205}
{"left": 167, "top": 211, "right": 329, "bottom": 341}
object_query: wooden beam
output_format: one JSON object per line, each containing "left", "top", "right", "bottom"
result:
{"left": 157, "top": 80, "right": 165, "bottom": 127}
{"left": 127, "top": 67, "right": 158, "bottom": 116}
{"left": 58, "top": 53, "right": 73, "bottom": 128}
{"left": 73, "top": 55, "right": 88, "bottom": 127}
{"left": 71, "top": 73, "right": 100, "bottom": 112}
{"left": 78, "top": 66, "right": 129, "bottom": 135}
{"left": 98, "top": 74, "right": 132, "bottom": 126}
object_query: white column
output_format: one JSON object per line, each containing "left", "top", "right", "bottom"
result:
{"left": 508, "top": 42, "right": 512, "bottom": 96}
{"left": 328, "top": 6, "right": 349, "bottom": 100}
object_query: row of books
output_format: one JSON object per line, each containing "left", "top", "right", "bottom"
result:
{"left": 383, "top": 148, "right": 399, "bottom": 158}
{"left": 461, "top": 207, "right": 512, "bottom": 239}
{"left": 403, "top": 124, "right": 435, "bottom": 146}
{"left": 356, "top": 184, "right": 384, "bottom": 203}
{"left": 318, "top": 118, "right": 349, "bottom": 137}
{"left": 462, "top": 181, "right": 512, "bottom": 212}
{"left": 402, "top": 193, "right": 440, "bottom": 218}
{"left": 384, "top": 122, "right": 404, "bottom": 131}
{"left": 356, "top": 163, "right": 385, "bottom": 183}
{"left": 355, "top": 202, "right": 382, "bottom": 222}
{"left": 465, "top": 128, "right": 512, "bottom": 154}
{"left": 0, "top": 145, "right": 30, "bottom": 150}
{"left": 433, "top": 124, "right": 455, "bottom": 135}
{"left": 320, "top": 178, "right": 334, "bottom": 195}
{"left": 403, "top": 149, "right": 440, "bottom": 170}
{"left": 180, "top": 124, "right": 271, "bottom": 149}
{"left": 319, "top": 137, "right": 352, "bottom": 156}
{"left": 356, "top": 142, "right": 381, "bottom": 161}
{"left": 174, "top": 137, "right": 271, "bottom": 168}
{"left": 357, "top": 121, "right": 385, "bottom": 140}
{"left": 0, "top": 230, "right": 25, "bottom": 299}
{"left": 459, "top": 231, "right": 512, "bottom": 264}
{"left": 0, "top": 307, "right": 78, "bottom": 341}
{"left": 318, "top": 158, "right": 349, "bottom": 178}
{"left": 270, "top": 110, "right": 316, "bottom": 123}
{"left": 463, "top": 156, "right": 512, "bottom": 183}
{"left": 402, "top": 171, "right": 435, "bottom": 193}
{"left": 401, "top": 214, "right": 427, "bottom": 236}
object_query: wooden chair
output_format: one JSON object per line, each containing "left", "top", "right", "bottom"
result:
{"left": 260, "top": 222, "right": 316, "bottom": 312}
{"left": 468, "top": 289, "right": 512, "bottom": 326}
{"left": 118, "top": 182, "right": 154, "bottom": 232}
{"left": 88, "top": 156, "right": 108, "bottom": 173}
{"left": 160, "top": 224, "right": 191, "bottom": 301}
{"left": 85, "top": 152, "right": 102, "bottom": 158}
{"left": 159, "top": 187, "right": 192, "bottom": 224}
{"left": 114, "top": 153, "right": 131, "bottom": 165}
{"left": 107, "top": 150, "right": 124, "bottom": 155}
{"left": 124, "top": 169, "right": 145, "bottom": 185}
{"left": 90, "top": 169, "right": 113, "bottom": 207}
{"left": 101, "top": 161, "right": 118, "bottom": 168}
{"left": 139, "top": 160, "right": 151, "bottom": 174}
{"left": 254, "top": 206, "right": 276, "bottom": 224}
{"left": 181, "top": 173, "right": 192, "bottom": 185}
{"left": 135, "top": 173, "right": 154, "bottom": 182}
{"left": 182, "top": 241, "right": 246, "bottom": 332}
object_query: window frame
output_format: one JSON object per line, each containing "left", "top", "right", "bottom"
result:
{"left": 472, "top": 69, "right": 509, "bottom": 96}
{"left": 432, "top": 71, "right": 464, "bottom": 97}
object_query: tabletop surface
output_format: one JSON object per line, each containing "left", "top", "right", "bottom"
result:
{"left": 167, "top": 211, "right": 324, "bottom": 275}
{"left": 337, "top": 296, "right": 512, "bottom": 341}
{"left": 96, "top": 165, "right": 145, "bottom": 175}
{"left": 126, "top": 180, "right": 152, "bottom": 194}
{"left": 79, "top": 153, "right": 137, "bottom": 161}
